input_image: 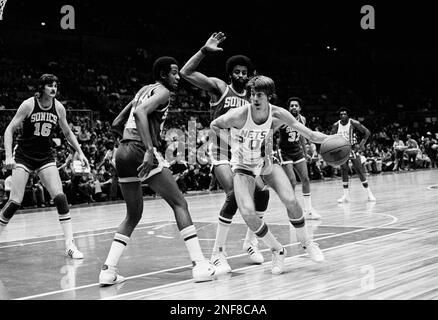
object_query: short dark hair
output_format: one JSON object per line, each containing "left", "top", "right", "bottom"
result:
{"left": 152, "top": 56, "right": 178, "bottom": 81}
{"left": 286, "top": 97, "right": 302, "bottom": 107}
{"left": 38, "top": 74, "right": 58, "bottom": 95}
{"left": 226, "top": 55, "right": 253, "bottom": 77}
{"left": 337, "top": 106, "right": 351, "bottom": 115}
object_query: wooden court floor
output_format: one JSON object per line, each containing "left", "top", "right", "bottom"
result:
{"left": 0, "top": 169, "right": 437, "bottom": 300}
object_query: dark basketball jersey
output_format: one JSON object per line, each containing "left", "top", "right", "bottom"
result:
{"left": 211, "top": 85, "right": 249, "bottom": 120}
{"left": 123, "top": 83, "right": 169, "bottom": 150}
{"left": 278, "top": 114, "right": 305, "bottom": 155}
{"left": 209, "top": 85, "right": 249, "bottom": 163}
{"left": 16, "top": 97, "right": 58, "bottom": 155}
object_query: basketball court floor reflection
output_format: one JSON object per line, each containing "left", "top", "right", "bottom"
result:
{"left": 0, "top": 169, "right": 437, "bottom": 300}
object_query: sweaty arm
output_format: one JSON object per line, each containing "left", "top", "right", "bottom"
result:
{"left": 272, "top": 106, "right": 328, "bottom": 144}
{"left": 133, "top": 85, "right": 169, "bottom": 151}
{"left": 210, "top": 107, "right": 246, "bottom": 145}
{"left": 180, "top": 32, "right": 227, "bottom": 96}
{"left": 4, "top": 100, "right": 33, "bottom": 161}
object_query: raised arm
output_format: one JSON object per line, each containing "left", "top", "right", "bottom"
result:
{"left": 180, "top": 32, "right": 227, "bottom": 95}
{"left": 272, "top": 106, "right": 328, "bottom": 144}
{"left": 4, "top": 99, "right": 33, "bottom": 169}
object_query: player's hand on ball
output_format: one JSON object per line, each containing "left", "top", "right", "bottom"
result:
{"left": 137, "top": 149, "right": 154, "bottom": 179}
{"left": 5, "top": 157, "right": 16, "bottom": 170}
{"left": 203, "top": 32, "right": 226, "bottom": 53}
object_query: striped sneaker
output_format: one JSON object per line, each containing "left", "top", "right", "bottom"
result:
{"left": 271, "top": 247, "right": 287, "bottom": 275}
{"left": 192, "top": 260, "right": 215, "bottom": 282}
{"left": 65, "top": 241, "right": 84, "bottom": 259}
{"left": 243, "top": 242, "right": 264, "bottom": 264}
{"left": 99, "top": 264, "right": 126, "bottom": 286}
{"left": 302, "top": 241, "right": 325, "bottom": 263}
{"left": 210, "top": 251, "right": 232, "bottom": 275}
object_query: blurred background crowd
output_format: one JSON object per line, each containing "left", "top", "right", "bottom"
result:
{"left": 1, "top": 1, "right": 437, "bottom": 209}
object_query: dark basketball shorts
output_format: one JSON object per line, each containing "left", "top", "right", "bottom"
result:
{"left": 278, "top": 149, "right": 305, "bottom": 165}
{"left": 116, "top": 140, "right": 169, "bottom": 183}
{"left": 13, "top": 146, "right": 56, "bottom": 173}
{"left": 208, "top": 141, "right": 231, "bottom": 167}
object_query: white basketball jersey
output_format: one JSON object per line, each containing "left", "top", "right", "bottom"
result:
{"left": 230, "top": 104, "right": 273, "bottom": 176}
{"left": 336, "top": 119, "right": 356, "bottom": 145}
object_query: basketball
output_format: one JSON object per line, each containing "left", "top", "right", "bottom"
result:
{"left": 320, "top": 135, "right": 351, "bottom": 166}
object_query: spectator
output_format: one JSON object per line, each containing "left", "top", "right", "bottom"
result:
{"left": 405, "top": 134, "right": 419, "bottom": 170}
{"left": 392, "top": 135, "right": 406, "bottom": 171}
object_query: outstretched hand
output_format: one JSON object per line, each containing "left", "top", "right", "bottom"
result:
{"left": 202, "top": 32, "right": 227, "bottom": 53}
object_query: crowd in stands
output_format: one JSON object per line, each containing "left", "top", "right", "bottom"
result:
{"left": 1, "top": 54, "right": 438, "bottom": 209}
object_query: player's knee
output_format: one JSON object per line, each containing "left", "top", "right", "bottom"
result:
{"left": 171, "top": 197, "right": 189, "bottom": 214}
{"left": 0, "top": 200, "right": 21, "bottom": 221}
{"left": 239, "top": 200, "right": 255, "bottom": 218}
{"left": 254, "top": 189, "right": 269, "bottom": 212}
{"left": 220, "top": 191, "right": 238, "bottom": 219}
{"left": 53, "top": 193, "right": 69, "bottom": 215}
{"left": 284, "top": 198, "right": 300, "bottom": 211}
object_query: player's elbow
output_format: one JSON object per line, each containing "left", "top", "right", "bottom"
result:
{"left": 180, "top": 66, "right": 191, "bottom": 78}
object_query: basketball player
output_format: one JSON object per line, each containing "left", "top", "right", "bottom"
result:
{"left": 99, "top": 57, "right": 215, "bottom": 286}
{"left": 181, "top": 32, "right": 269, "bottom": 274}
{"left": 211, "top": 75, "right": 327, "bottom": 274}
{"left": 277, "top": 97, "right": 321, "bottom": 220}
{"left": 331, "top": 107, "right": 376, "bottom": 203}
{"left": 1, "top": 74, "right": 88, "bottom": 259}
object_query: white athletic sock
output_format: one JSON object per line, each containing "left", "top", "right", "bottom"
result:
{"left": 260, "top": 230, "right": 283, "bottom": 252}
{"left": 213, "top": 216, "right": 232, "bottom": 253}
{"left": 104, "top": 233, "right": 130, "bottom": 267}
{"left": 244, "top": 211, "right": 264, "bottom": 245}
{"left": 303, "top": 193, "right": 312, "bottom": 212}
{"left": 59, "top": 213, "right": 74, "bottom": 244}
{"left": 343, "top": 188, "right": 350, "bottom": 198}
{"left": 181, "top": 225, "right": 205, "bottom": 262}
{"left": 295, "top": 226, "right": 311, "bottom": 245}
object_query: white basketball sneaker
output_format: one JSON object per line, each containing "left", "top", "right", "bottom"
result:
{"left": 192, "top": 260, "right": 215, "bottom": 282}
{"left": 99, "top": 264, "right": 126, "bottom": 286}
{"left": 210, "top": 251, "right": 232, "bottom": 275}
{"left": 243, "top": 241, "right": 264, "bottom": 264}
{"left": 367, "top": 191, "right": 376, "bottom": 202}
{"left": 304, "top": 208, "right": 322, "bottom": 220}
{"left": 271, "top": 248, "right": 287, "bottom": 275}
{"left": 302, "top": 241, "right": 325, "bottom": 263}
{"left": 337, "top": 195, "right": 350, "bottom": 203}
{"left": 65, "top": 241, "right": 84, "bottom": 259}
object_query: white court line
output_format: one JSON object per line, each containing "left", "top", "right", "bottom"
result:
{"left": 0, "top": 220, "right": 173, "bottom": 249}
{"left": 15, "top": 214, "right": 404, "bottom": 300}
{"left": 101, "top": 228, "right": 413, "bottom": 300}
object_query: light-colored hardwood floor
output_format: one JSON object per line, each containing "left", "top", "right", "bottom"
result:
{"left": 1, "top": 169, "right": 437, "bottom": 300}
